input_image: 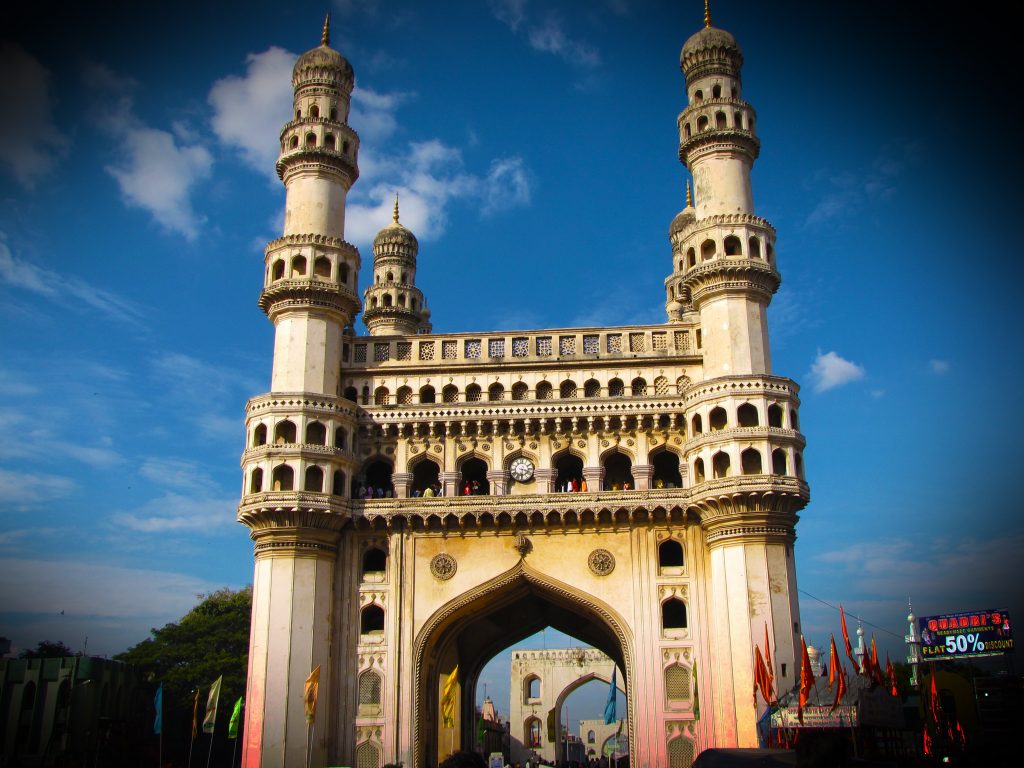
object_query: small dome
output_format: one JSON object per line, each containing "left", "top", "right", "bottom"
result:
{"left": 681, "top": 26, "right": 740, "bottom": 64}
{"left": 373, "top": 197, "right": 419, "bottom": 252}
{"left": 293, "top": 18, "right": 353, "bottom": 85}
{"left": 807, "top": 644, "right": 820, "bottom": 659}
{"left": 669, "top": 207, "right": 695, "bottom": 237}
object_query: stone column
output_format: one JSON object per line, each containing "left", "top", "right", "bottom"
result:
{"left": 534, "top": 468, "right": 556, "bottom": 494}
{"left": 487, "top": 469, "right": 509, "bottom": 496}
{"left": 632, "top": 464, "right": 654, "bottom": 490}
{"left": 440, "top": 471, "right": 460, "bottom": 497}
{"left": 392, "top": 472, "right": 412, "bottom": 498}
{"left": 582, "top": 466, "right": 604, "bottom": 492}
{"left": 242, "top": 522, "right": 341, "bottom": 768}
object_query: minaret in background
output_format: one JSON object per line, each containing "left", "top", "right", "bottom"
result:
{"left": 675, "top": 0, "right": 779, "bottom": 377}
{"left": 239, "top": 17, "right": 362, "bottom": 767}
{"left": 363, "top": 197, "right": 432, "bottom": 335}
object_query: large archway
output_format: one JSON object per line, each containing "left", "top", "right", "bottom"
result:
{"left": 412, "top": 562, "right": 633, "bottom": 768}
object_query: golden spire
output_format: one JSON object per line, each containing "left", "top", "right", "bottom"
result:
{"left": 321, "top": 13, "right": 331, "bottom": 46}
{"left": 704, "top": 0, "right": 712, "bottom": 28}
{"left": 393, "top": 194, "right": 400, "bottom": 223}
{"left": 685, "top": 179, "right": 693, "bottom": 207}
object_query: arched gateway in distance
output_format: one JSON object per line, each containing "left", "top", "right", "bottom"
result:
{"left": 236, "top": 8, "right": 809, "bottom": 768}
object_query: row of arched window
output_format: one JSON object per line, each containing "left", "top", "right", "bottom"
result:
{"left": 252, "top": 420, "right": 348, "bottom": 449}
{"left": 249, "top": 464, "right": 348, "bottom": 494}
{"left": 692, "top": 84, "right": 736, "bottom": 101}
{"left": 295, "top": 104, "right": 338, "bottom": 121}
{"left": 355, "top": 376, "right": 690, "bottom": 405}
{"left": 692, "top": 447, "right": 803, "bottom": 481}
{"left": 677, "top": 234, "right": 774, "bottom": 271}
{"left": 284, "top": 131, "right": 350, "bottom": 154}
{"left": 269, "top": 254, "right": 351, "bottom": 285}
{"left": 691, "top": 402, "right": 798, "bottom": 432}
{"left": 682, "top": 108, "right": 752, "bottom": 139}
{"left": 367, "top": 291, "right": 419, "bottom": 311}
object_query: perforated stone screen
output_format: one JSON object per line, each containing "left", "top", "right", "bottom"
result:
{"left": 489, "top": 339, "right": 505, "bottom": 358}
{"left": 396, "top": 341, "right": 412, "bottom": 361}
{"left": 358, "top": 671, "right": 381, "bottom": 706}
{"left": 652, "top": 332, "right": 667, "bottom": 350}
{"left": 512, "top": 337, "right": 529, "bottom": 357}
{"left": 668, "top": 736, "right": 694, "bottom": 768}
{"left": 354, "top": 344, "right": 367, "bottom": 362}
{"left": 629, "top": 333, "right": 646, "bottom": 352}
{"left": 607, "top": 334, "right": 622, "bottom": 353}
{"left": 465, "top": 339, "right": 481, "bottom": 358}
{"left": 374, "top": 343, "right": 390, "bottom": 362}
{"left": 536, "top": 336, "right": 552, "bottom": 356}
{"left": 559, "top": 336, "right": 576, "bottom": 355}
{"left": 355, "top": 741, "right": 380, "bottom": 768}
{"left": 675, "top": 330, "right": 690, "bottom": 351}
{"left": 419, "top": 341, "right": 434, "bottom": 360}
{"left": 665, "top": 664, "right": 691, "bottom": 701}
{"left": 583, "top": 334, "right": 599, "bottom": 354}
{"left": 442, "top": 340, "right": 457, "bottom": 360}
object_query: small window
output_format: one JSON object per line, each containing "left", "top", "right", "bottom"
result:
{"left": 724, "top": 235, "right": 742, "bottom": 256}
{"left": 709, "top": 407, "right": 727, "bottom": 431}
{"left": 420, "top": 385, "right": 436, "bottom": 404}
{"left": 304, "top": 465, "right": 324, "bottom": 491}
{"left": 362, "top": 547, "right": 387, "bottom": 578}
{"left": 767, "top": 404, "right": 783, "bottom": 428}
{"left": 361, "top": 604, "right": 385, "bottom": 634}
{"left": 662, "top": 598, "right": 687, "bottom": 630}
{"left": 608, "top": 378, "right": 624, "bottom": 397}
{"left": 252, "top": 424, "right": 267, "bottom": 446}
{"left": 712, "top": 84, "right": 722, "bottom": 99}
{"left": 658, "top": 539, "right": 684, "bottom": 569}
{"left": 693, "top": 457, "right": 705, "bottom": 483}
{"left": 741, "top": 448, "right": 762, "bottom": 475}
{"left": 536, "top": 381, "right": 553, "bottom": 400}
{"left": 737, "top": 403, "right": 758, "bottom": 427}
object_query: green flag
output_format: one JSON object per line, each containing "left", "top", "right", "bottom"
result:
{"left": 692, "top": 660, "right": 700, "bottom": 721}
{"left": 228, "top": 697, "right": 243, "bottom": 739}
{"left": 202, "top": 676, "right": 222, "bottom": 734}
{"left": 477, "top": 715, "right": 485, "bottom": 745}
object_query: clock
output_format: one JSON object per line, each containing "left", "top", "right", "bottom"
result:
{"left": 509, "top": 457, "right": 535, "bottom": 482}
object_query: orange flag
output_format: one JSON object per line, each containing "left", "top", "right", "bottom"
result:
{"left": 753, "top": 645, "right": 767, "bottom": 703}
{"left": 870, "top": 636, "right": 884, "bottom": 686}
{"left": 304, "top": 665, "right": 321, "bottom": 724}
{"left": 886, "top": 654, "right": 898, "bottom": 697}
{"left": 829, "top": 656, "right": 847, "bottom": 714}
{"left": 828, "top": 635, "right": 840, "bottom": 688}
{"left": 839, "top": 605, "right": 859, "bottom": 673}
{"left": 798, "top": 636, "right": 813, "bottom": 723}
{"left": 763, "top": 624, "right": 775, "bottom": 703}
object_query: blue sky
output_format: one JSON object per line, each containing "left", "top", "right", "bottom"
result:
{"left": 2, "top": 0, "right": 1021, "bottom": 720}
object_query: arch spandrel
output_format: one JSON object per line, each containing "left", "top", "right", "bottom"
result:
{"left": 411, "top": 559, "right": 635, "bottom": 768}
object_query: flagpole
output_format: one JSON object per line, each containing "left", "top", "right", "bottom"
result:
{"left": 206, "top": 727, "right": 215, "bottom": 768}
{"left": 306, "top": 721, "right": 315, "bottom": 768}
{"left": 231, "top": 733, "right": 238, "bottom": 768}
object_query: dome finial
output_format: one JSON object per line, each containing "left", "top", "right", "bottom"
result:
{"left": 321, "top": 13, "right": 331, "bottom": 46}
{"left": 685, "top": 179, "right": 693, "bottom": 207}
{"left": 393, "top": 193, "right": 400, "bottom": 223}
{"left": 704, "top": 0, "right": 712, "bottom": 28}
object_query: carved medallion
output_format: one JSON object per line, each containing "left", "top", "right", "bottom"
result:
{"left": 588, "top": 548, "right": 615, "bottom": 576}
{"left": 430, "top": 553, "right": 457, "bottom": 580}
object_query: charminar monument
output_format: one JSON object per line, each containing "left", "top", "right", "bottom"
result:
{"left": 237, "top": 3, "right": 809, "bottom": 766}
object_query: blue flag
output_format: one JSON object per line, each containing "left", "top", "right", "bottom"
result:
{"left": 153, "top": 683, "right": 162, "bottom": 735}
{"left": 604, "top": 667, "right": 617, "bottom": 725}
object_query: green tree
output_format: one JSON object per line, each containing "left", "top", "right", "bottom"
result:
{"left": 19, "top": 639, "right": 75, "bottom": 658}
{"left": 116, "top": 586, "right": 251, "bottom": 760}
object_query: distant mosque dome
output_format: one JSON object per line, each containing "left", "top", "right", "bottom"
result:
{"left": 373, "top": 198, "right": 419, "bottom": 256}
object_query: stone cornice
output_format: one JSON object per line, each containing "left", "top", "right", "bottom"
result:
{"left": 264, "top": 234, "right": 360, "bottom": 260}
{"left": 241, "top": 443, "right": 355, "bottom": 464}
{"left": 679, "top": 130, "right": 760, "bottom": 165}
{"left": 683, "top": 374, "right": 800, "bottom": 405}
{"left": 278, "top": 117, "right": 359, "bottom": 142}
{"left": 677, "top": 96, "right": 757, "bottom": 124}
{"left": 245, "top": 392, "right": 359, "bottom": 419}
{"left": 276, "top": 150, "right": 359, "bottom": 184}
{"left": 670, "top": 212, "right": 776, "bottom": 245}
{"left": 258, "top": 278, "right": 360, "bottom": 320}
{"left": 682, "top": 258, "right": 780, "bottom": 304}
{"left": 360, "top": 397, "right": 690, "bottom": 425}
{"left": 684, "top": 426, "right": 805, "bottom": 453}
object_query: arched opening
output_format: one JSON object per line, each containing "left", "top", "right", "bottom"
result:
{"left": 712, "top": 84, "right": 722, "bottom": 99}
{"left": 386, "top": 271, "right": 394, "bottom": 282}
{"left": 412, "top": 457, "right": 440, "bottom": 495}
{"left": 700, "top": 238, "right": 716, "bottom": 260}
{"left": 693, "top": 457, "right": 705, "bottom": 483}
{"left": 715, "top": 111, "right": 727, "bottom": 129}
{"left": 314, "top": 256, "right": 331, "bottom": 278}
{"left": 687, "top": 247, "right": 696, "bottom": 268}
{"left": 288, "top": 135, "right": 298, "bottom": 150}
{"left": 668, "top": 735, "right": 696, "bottom": 768}
{"left": 362, "top": 547, "right": 387, "bottom": 579}
{"left": 691, "top": 414, "right": 703, "bottom": 434}
{"left": 397, "top": 293, "right": 406, "bottom": 306}
{"left": 397, "top": 385, "right": 413, "bottom": 405}
{"left": 306, "top": 421, "right": 327, "bottom": 444}
{"left": 252, "top": 423, "right": 267, "bottom": 446}
{"left": 309, "top": 104, "right": 320, "bottom": 118}
{"left": 741, "top": 448, "right": 762, "bottom": 475}
{"left": 608, "top": 378, "right": 624, "bottom": 397}
{"left": 584, "top": 378, "right": 600, "bottom": 397}
{"left": 749, "top": 237, "right": 762, "bottom": 258}
{"left": 511, "top": 382, "right": 528, "bottom": 400}
{"left": 343, "top": 385, "right": 358, "bottom": 402}
{"left": 332, "top": 469, "right": 346, "bottom": 495}
{"left": 709, "top": 406, "right": 727, "bottom": 431}
{"left": 374, "top": 386, "right": 389, "bottom": 405}
{"left": 419, "top": 385, "right": 436, "bottom": 404}
{"left": 603, "top": 451, "right": 634, "bottom": 490}
{"left": 554, "top": 451, "right": 584, "bottom": 492}
{"left": 304, "top": 465, "right": 324, "bottom": 491}
{"left": 442, "top": 385, "right": 459, "bottom": 403}
{"left": 465, "top": 384, "right": 482, "bottom": 402}
{"left": 304, "top": 131, "right": 316, "bottom": 147}
{"left": 697, "top": 115, "right": 709, "bottom": 131}
{"left": 559, "top": 379, "right": 577, "bottom": 398}
{"left": 766, "top": 240, "right": 773, "bottom": 263}
{"left": 459, "top": 456, "right": 489, "bottom": 495}
{"left": 795, "top": 452, "right": 804, "bottom": 479}
{"left": 330, "top": 107, "right": 338, "bottom": 121}
{"left": 694, "top": 89, "right": 703, "bottom": 101}
{"left": 412, "top": 564, "right": 631, "bottom": 767}
{"left": 249, "top": 468, "right": 263, "bottom": 493}
{"left": 772, "top": 448, "right": 788, "bottom": 475}
{"left": 524, "top": 675, "right": 541, "bottom": 702}
{"left": 363, "top": 459, "right": 393, "bottom": 495}
{"left": 651, "top": 450, "right": 682, "bottom": 489}
{"left": 684, "top": 122, "right": 691, "bottom": 138}
{"left": 339, "top": 263, "right": 350, "bottom": 283}
{"left": 662, "top": 598, "right": 688, "bottom": 630}
{"left": 383, "top": 293, "right": 393, "bottom": 307}
{"left": 272, "top": 464, "right": 293, "bottom": 491}
{"left": 361, "top": 604, "right": 385, "bottom": 634}
{"left": 734, "top": 111, "right": 744, "bottom": 129}
{"left": 767, "top": 403, "right": 783, "bottom": 428}
{"left": 536, "top": 381, "right": 553, "bottom": 400}
{"left": 274, "top": 420, "right": 296, "bottom": 444}
{"left": 790, "top": 408, "right": 800, "bottom": 430}
{"left": 737, "top": 403, "right": 759, "bottom": 427}
{"left": 658, "top": 539, "right": 684, "bottom": 569}
{"left": 712, "top": 451, "right": 731, "bottom": 478}
{"left": 488, "top": 382, "right": 505, "bottom": 401}
{"left": 323, "top": 133, "right": 335, "bottom": 150}
{"left": 355, "top": 742, "right": 380, "bottom": 768}
{"left": 271, "top": 259, "right": 285, "bottom": 280}
{"left": 631, "top": 377, "right": 647, "bottom": 396}
{"left": 724, "top": 235, "right": 742, "bottom": 256}
{"left": 358, "top": 670, "right": 382, "bottom": 716}
{"left": 362, "top": 384, "right": 370, "bottom": 405}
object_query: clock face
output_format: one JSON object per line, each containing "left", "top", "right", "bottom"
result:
{"left": 509, "top": 457, "right": 535, "bottom": 482}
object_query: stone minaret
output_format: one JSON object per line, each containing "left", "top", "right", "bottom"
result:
{"left": 238, "top": 17, "right": 361, "bottom": 767}
{"left": 362, "top": 197, "right": 432, "bottom": 335}
{"left": 675, "top": 0, "right": 779, "bottom": 377}
{"left": 677, "top": 2, "right": 806, "bottom": 749}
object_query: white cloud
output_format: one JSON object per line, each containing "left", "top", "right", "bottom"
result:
{"left": 929, "top": 359, "right": 950, "bottom": 375}
{"left": 208, "top": 46, "right": 296, "bottom": 178}
{"left": 490, "top": 0, "right": 528, "bottom": 31}
{"left": 350, "top": 86, "right": 411, "bottom": 142}
{"left": 111, "top": 492, "right": 237, "bottom": 534}
{"left": 85, "top": 64, "right": 212, "bottom": 240}
{"left": 483, "top": 157, "right": 532, "bottom": 214}
{"left": 0, "top": 237, "right": 144, "bottom": 325}
{"left": 808, "top": 350, "right": 865, "bottom": 393}
{"left": 0, "top": 408, "right": 124, "bottom": 471}
{"left": 138, "top": 458, "right": 218, "bottom": 493}
{"left": 527, "top": 15, "right": 600, "bottom": 67}
{"left": 0, "top": 468, "right": 76, "bottom": 506}
{"left": 0, "top": 43, "right": 69, "bottom": 188}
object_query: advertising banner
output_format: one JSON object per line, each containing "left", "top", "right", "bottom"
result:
{"left": 918, "top": 608, "right": 1013, "bottom": 661}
